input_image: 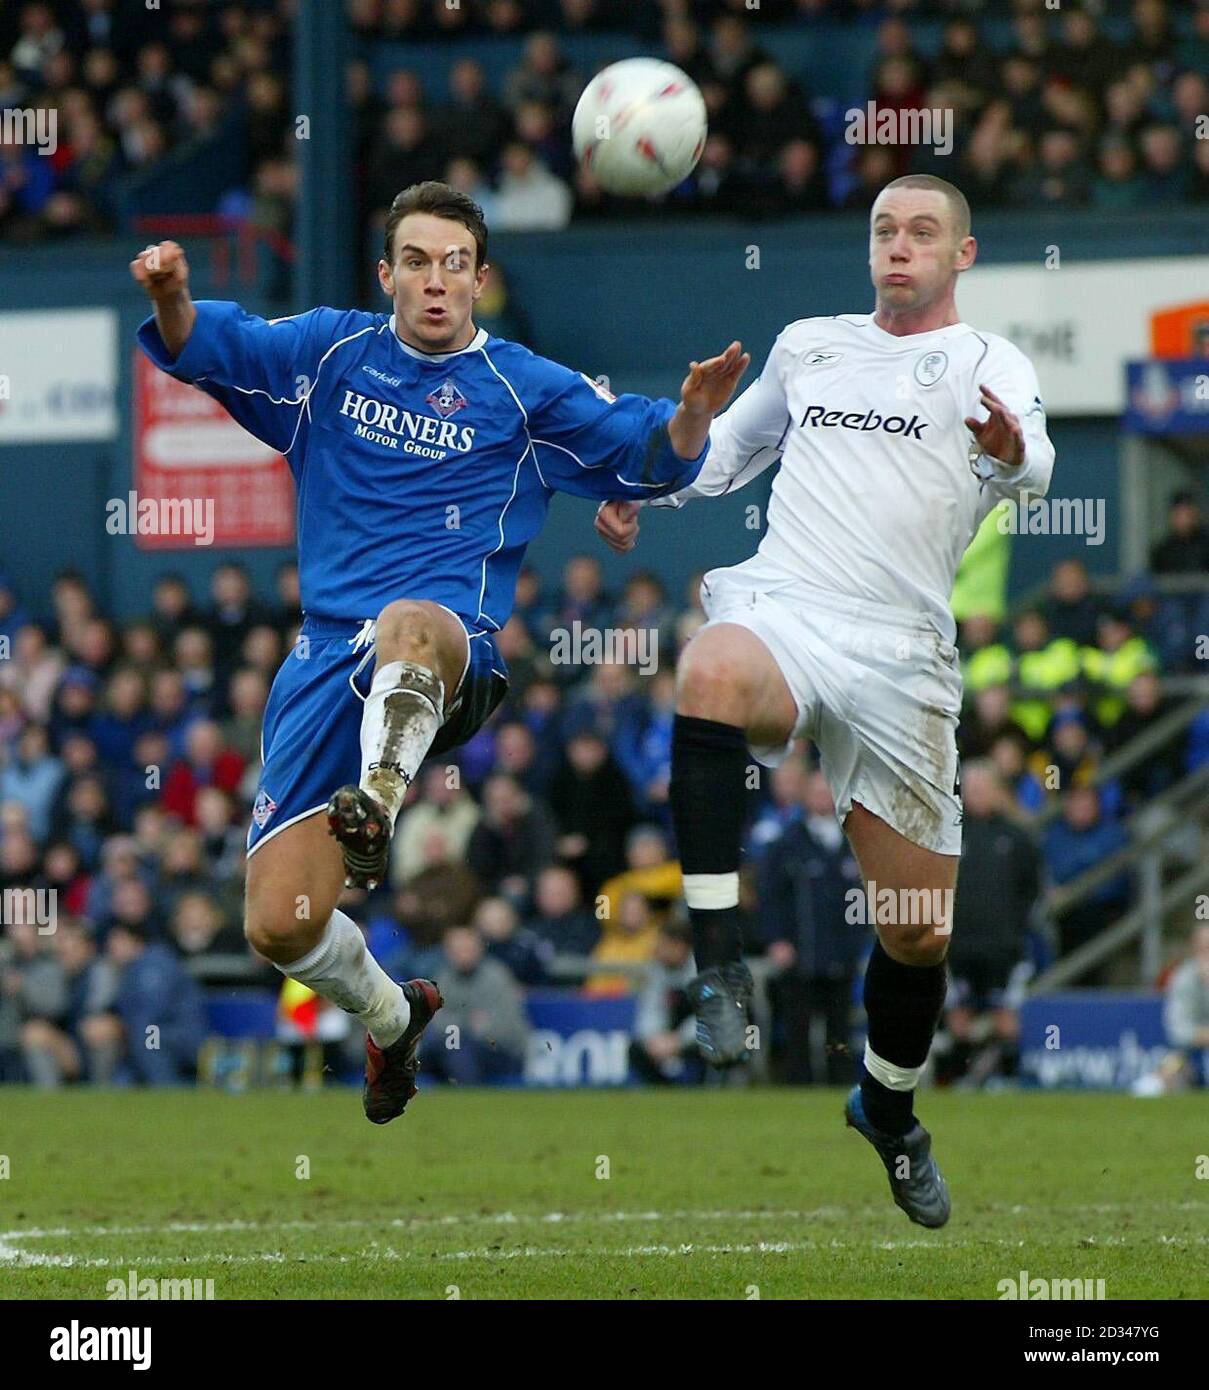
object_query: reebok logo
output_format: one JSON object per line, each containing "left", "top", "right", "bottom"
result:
{"left": 800, "top": 405, "right": 929, "bottom": 439}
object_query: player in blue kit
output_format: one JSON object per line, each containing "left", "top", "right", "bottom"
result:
{"left": 131, "top": 181, "right": 748, "bottom": 1123}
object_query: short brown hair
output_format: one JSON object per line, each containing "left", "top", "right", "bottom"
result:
{"left": 383, "top": 181, "right": 488, "bottom": 268}
{"left": 879, "top": 174, "right": 971, "bottom": 240}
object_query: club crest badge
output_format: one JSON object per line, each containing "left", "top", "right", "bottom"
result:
{"left": 914, "top": 351, "right": 948, "bottom": 387}
{"left": 426, "top": 378, "right": 468, "bottom": 418}
{"left": 252, "top": 789, "right": 277, "bottom": 829}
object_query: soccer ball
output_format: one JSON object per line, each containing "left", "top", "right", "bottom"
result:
{"left": 572, "top": 58, "right": 708, "bottom": 198}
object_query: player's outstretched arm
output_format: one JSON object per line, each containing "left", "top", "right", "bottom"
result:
{"left": 130, "top": 240, "right": 196, "bottom": 359}
{"left": 666, "top": 340, "right": 751, "bottom": 460}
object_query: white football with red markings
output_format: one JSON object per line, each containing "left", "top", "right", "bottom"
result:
{"left": 572, "top": 58, "right": 708, "bottom": 198}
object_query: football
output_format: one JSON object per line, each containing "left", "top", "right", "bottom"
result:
{"left": 572, "top": 58, "right": 708, "bottom": 197}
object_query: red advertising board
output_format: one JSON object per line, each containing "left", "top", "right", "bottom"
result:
{"left": 132, "top": 351, "right": 295, "bottom": 549}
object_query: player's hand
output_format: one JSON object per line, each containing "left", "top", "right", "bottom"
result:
{"left": 595, "top": 499, "right": 641, "bottom": 554}
{"left": 130, "top": 240, "right": 190, "bottom": 301}
{"left": 965, "top": 384, "right": 1024, "bottom": 468}
{"left": 679, "top": 340, "right": 750, "bottom": 418}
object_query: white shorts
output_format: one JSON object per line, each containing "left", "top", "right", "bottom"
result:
{"left": 699, "top": 557, "right": 964, "bottom": 856}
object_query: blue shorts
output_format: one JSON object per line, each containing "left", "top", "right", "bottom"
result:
{"left": 246, "top": 612, "right": 508, "bottom": 856}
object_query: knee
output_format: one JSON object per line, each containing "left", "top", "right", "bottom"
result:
{"left": 880, "top": 922, "right": 951, "bottom": 969}
{"left": 244, "top": 901, "right": 316, "bottom": 963}
{"left": 676, "top": 649, "right": 754, "bottom": 720}
{"left": 375, "top": 599, "right": 438, "bottom": 661}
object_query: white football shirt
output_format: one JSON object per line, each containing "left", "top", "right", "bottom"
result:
{"left": 654, "top": 313, "right": 1055, "bottom": 643}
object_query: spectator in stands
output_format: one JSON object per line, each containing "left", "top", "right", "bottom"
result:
{"left": 493, "top": 140, "right": 572, "bottom": 230}
{"left": 613, "top": 668, "right": 676, "bottom": 820}
{"left": 150, "top": 574, "right": 197, "bottom": 648}
{"left": 663, "top": 14, "right": 716, "bottom": 90}
{"left": 421, "top": 924, "right": 530, "bottom": 1083}
{"left": 0, "top": 723, "right": 64, "bottom": 843}
{"left": 222, "top": 667, "right": 268, "bottom": 769}
{"left": 473, "top": 894, "right": 550, "bottom": 986}
{"left": 1156, "top": 922, "right": 1209, "bottom": 1088}
{"left": 160, "top": 719, "right": 244, "bottom": 827}
{"left": 1139, "top": 124, "right": 1191, "bottom": 204}
{"left": 40, "top": 839, "right": 91, "bottom": 918}
{"left": 52, "top": 772, "right": 113, "bottom": 871}
{"left": 439, "top": 58, "right": 511, "bottom": 170}
{"left": 158, "top": 827, "right": 210, "bottom": 919}
{"left": 548, "top": 729, "right": 635, "bottom": 897}
{"left": 0, "top": 624, "right": 63, "bottom": 722}
{"left": 17, "top": 920, "right": 118, "bottom": 1087}
{"left": 1042, "top": 559, "right": 1103, "bottom": 647}
{"left": 503, "top": 31, "right": 581, "bottom": 119}
{"left": 1009, "top": 609, "right": 1082, "bottom": 745}
{"left": 759, "top": 769, "right": 863, "bottom": 1085}
{"left": 87, "top": 919, "right": 207, "bottom": 1084}
{"left": 368, "top": 107, "right": 447, "bottom": 219}
{"left": 206, "top": 564, "right": 271, "bottom": 686}
{"left": 932, "top": 17, "right": 997, "bottom": 102}
{"left": 1043, "top": 785, "right": 1131, "bottom": 976}
{"left": 391, "top": 761, "right": 481, "bottom": 885}
{"left": 1104, "top": 671, "right": 1185, "bottom": 806}
{"left": 525, "top": 862, "right": 599, "bottom": 961}
{"left": 1091, "top": 135, "right": 1147, "bottom": 210}
{"left": 48, "top": 667, "right": 99, "bottom": 751}
{"left": 939, "top": 762, "right": 1039, "bottom": 1087}
{"left": 492, "top": 719, "right": 547, "bottom": 795}
{"left": 170, "top": 890, "right": 247, "bottom": 976}
{"left": 1150, "top": 490, "right": 1209, "bottom": 573}
{"left": 465, "top": 772, "right": 555, "bottom": 905}
{"left": 443, "top": 155, "right": 498, "bottom": 224}
{"left": 1084, "top": 607, "right": 1158, "bottom": 729}
{"left": 988, "top": 730, "right": 1046, "bottom": 816}
{"left": 173, "top": 626, "right": 216, "bottom": 711}
{"left": 586, "top": 887, "right": 659, "bottom": 996}
{"left": 1036, "top": 710, "right": 1103, "bottom": 801}
{"left": 629, "top": 918, "right": 701, "bottom": 1085}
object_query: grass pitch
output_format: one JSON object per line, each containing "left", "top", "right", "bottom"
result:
{"left": 1, "top": 1087, "right": 1205, "bottom": 1299}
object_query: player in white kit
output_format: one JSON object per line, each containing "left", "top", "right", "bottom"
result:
{"left": 596, "top": 176, "right": 1054, "bottom": 1226}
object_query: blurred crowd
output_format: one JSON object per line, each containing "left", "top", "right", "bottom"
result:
{"left": 2, "top": 0, "right": 1206, "bottom": 244}
{"left": 1, "top": 481, "right": 1207, "bottom": 1089}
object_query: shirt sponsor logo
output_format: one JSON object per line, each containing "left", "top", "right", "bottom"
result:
{"left": 799, "top": 404, "right": 929, "bottom": 439}
{"left": 338, "top": 388, "right": 476, "bottom": 456}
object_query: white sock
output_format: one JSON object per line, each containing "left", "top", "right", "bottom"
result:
{"left": 863, "top": 1041, "right": 924, "bottom": 1091}
{"left": 359, "top": 659, "right": 444, "bottom": 827}
{"left": 277, "top": 909, "right": 410, "bottom": 1047}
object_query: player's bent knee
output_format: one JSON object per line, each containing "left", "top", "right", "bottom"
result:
{"left": 244, "top": 904, "right": 321, "bottom": 963}
{"left": 375, "top": 598, "right": 440, "bottom": 659}
{"left": 676, "top": 650, "right": 755, "bottom": 721}
{"left": 879, "top": 921, "right": 950, "bottom": 968}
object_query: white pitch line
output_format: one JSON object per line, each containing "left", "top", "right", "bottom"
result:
{"left": 3, "top": 1200, "right": 1203, "bottom": 1246}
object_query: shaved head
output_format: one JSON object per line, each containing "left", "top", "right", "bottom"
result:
{"left": 878, "top": 174, "right": 971, "bottom": 241}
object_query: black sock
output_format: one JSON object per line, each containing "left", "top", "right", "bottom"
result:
{"left": 860, "top": 940, "right": 948, "bottom": 1136}
{"left": 670, "top": 713, "right": 749, "bottom": 971}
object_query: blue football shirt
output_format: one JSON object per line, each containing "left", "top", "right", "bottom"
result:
{"left": 137, "top": 302, "right": 709, "bottom": 629}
